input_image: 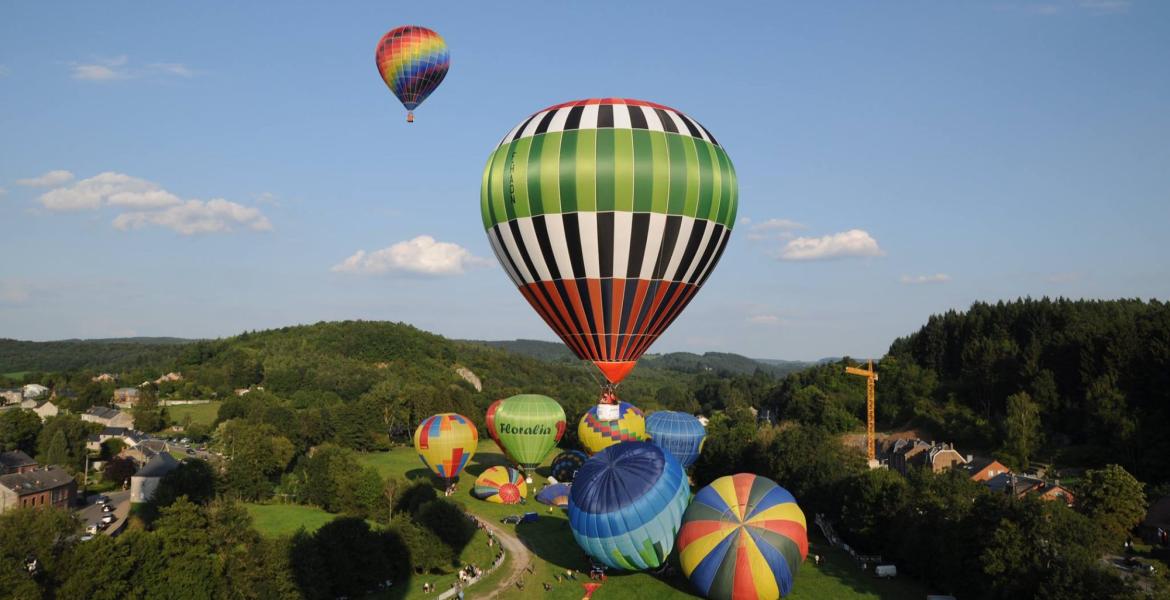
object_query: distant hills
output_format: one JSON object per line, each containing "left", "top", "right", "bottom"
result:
{"left": 470, "top": 338, "right": 815, "bottom": 377}
{"left": 0, "top": 337, "right": 195, "bottom": 374}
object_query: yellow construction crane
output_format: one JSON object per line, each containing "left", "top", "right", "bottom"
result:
{"left": 845, "top": 359, "right": 879, "bottom": 462}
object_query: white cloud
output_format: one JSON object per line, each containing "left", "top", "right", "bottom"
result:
{"left": 72, "top": 55, "right": 130, "bottom": 81}
{"left": 738, "top": 216, "right": 752, "bottom": 226}
{"left": 36, "top": 171, "right": 270, "bottom": 235}
{"left": 70, "top": 56, "right": 194, "bottom": 81}
{"left": 113, "top": 199, "right": 272, "bottom": 235}
{"left": 39, "top": 172, "right": 180, "bottom": 211}
{"left": 332, "top": 236, "right": 490, "bottom": 276}
{"left": 747, "top": 218, "right": 807, "bottom": 241}
{"left": 899, "top": 273, "right": 951, "bottom": 285}
{"left": 149, "top": 62, "right": 194, "bottom": 77}
{"left": 17, "top": 170, "right": 75, "bottom": 187}
{"left": 0, "top": 281, "right": 30, "bottom": 305}
{"left": 747, "top": 314, "right": 782, "bottom": 326}
{"left": 778, "top": 229, "right": 884, "bottom": 261}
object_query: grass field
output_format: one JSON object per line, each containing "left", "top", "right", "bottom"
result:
{"left": 2, "top": 371, "right": 29, "bottom": 380}
{"left": 359, "top": 442, "right": 933, "bottom": 600}
{"left": 245, "top": 502, "right": 338, "bottom": 538}
{"left": 166, "top": 401, "right": 221, "bottom": 427}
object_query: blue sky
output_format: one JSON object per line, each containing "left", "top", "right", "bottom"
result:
{"left": 1, "top": 1, "right": 1167, "bottom": 360}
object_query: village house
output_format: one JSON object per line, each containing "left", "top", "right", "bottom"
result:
{"left": 92, "top": 373, "right": 117, "bottom": 383}
{"left": 0, "top": 450, "right": 38, "bottom": 475}
{"left": 86, "top": 427, "right": 146, "bottom": 452}
{"left": 130, "top": 453, "right": 180, "bottom": 503}
{"left": 22, "top": 384, "right": 49, "bottom": 400}
{"left": 0, "top": 388, "right": 22, "bottom": 405}
{"left": 888, "top": 439, "right": 968, "bottom": 475}
{"left": 154, "top": 372, "right": 183, "bottom": 384}
{"left": 985, "top": 472, "right": 1075, "bottom": 506}
{"left": 113, "top": 387, "right": 141, "bottom": 407}
{"left": 82, "top": 406, "right": 134, "bottom": 429}
{"left": 27, "top": 399, "right": 59, "bottom": 422}
{"left": 963, "top": 457, "right": 1012, "bottom": 482}
{"left": 0, "top": 466, "right": 77, "bottom": 513}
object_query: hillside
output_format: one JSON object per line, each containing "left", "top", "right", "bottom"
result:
{"left": 0, "top": 337, "right": 194, "bottom": 374}
{"left": 473, "top": 338, "right": 811, "bottom": 377}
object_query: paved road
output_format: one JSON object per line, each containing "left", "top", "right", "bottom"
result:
{"left": 475, "top": 520, "right": 532, "bottom": 599}
{"left": 77, "top": 490, "right": 130, "bottom": 536}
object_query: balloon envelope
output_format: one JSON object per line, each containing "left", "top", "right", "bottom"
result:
{"left": 646, "top": 411, "right": 707, "bottom": 468}
{"left": 678, "top": 474, "right": 808, "bottom": 599}
{"left": 568, "top": 441, "right": 690, "bottom": 570}
{"left": 578, "top": 402, "right": 646, "bottom": 455}
{"left": 472, "top": 466, "right": 527, "bottom": 504}
{"left": 486, "top": 394, "right": 566, "bottom": 470}
{"left": 480, "top": 98, "right": 738, "bottom": 385}
{"left": 536, "top": 482, "right": 572, "bottom": 508}
{"left": 413, "top": 413, "right": 477, "bottom": 481}
{"left": 374, "top": 26, "right": 449, "bottom": 119}
{"left": 551, "top": 449, "right": 588, "bottom": 482}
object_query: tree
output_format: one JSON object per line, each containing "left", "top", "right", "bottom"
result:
{"left": 58, "top": 534, "right": 133, "bottom": 600}
{"left": 131, "top": 388, "right": 166, "bottom": 433}
{"left": 151, "top": 496, "right": 214, "bottom": 599}
{"left": 1077, "top": 464, "right": 1147, "bottom": 550}
{"left": 0, "top": 507, "right": 77, "bottom": 596}
{"left": 44, "top": 430, "right": 71, "bottom": 468}
{"left": 0, "top": 409, "right": 42, "bottom": 454}
{"left": 1003, "top": 391, "right": 1041, "bottom": 470}
{"left": 152, "top": 459, "right": 218, "bottom": 509}
{"left": 36, "top": 414, "right": 92, "bottom": 471}
{"left": 217, "top": 421, "right": 294, "bottom": 500}
{"left": 103, "top": 457, "right": 137, "bottom": 488}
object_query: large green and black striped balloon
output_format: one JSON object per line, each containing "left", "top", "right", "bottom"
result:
{"left": 481, "top": 98, "right": 737, "bottom": 385}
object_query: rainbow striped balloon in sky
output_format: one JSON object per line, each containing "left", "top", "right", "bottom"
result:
{"left": 374, "top": 25, "right": 449, "bottom": 122}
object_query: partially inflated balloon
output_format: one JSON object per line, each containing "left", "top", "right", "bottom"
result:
{"left": 551, "top": 449, "right": 588, "bottom": 482}
{"left": 481, "top": 98, "right": 737, "bottom": 384}
{"left": 568, "top": 441, "right": 690, "bottom": 570}
{"left": 413, "top": 413, "right": 477, "bottom": 481}
{"left": 536, "top": 482, "right": 571, "bottom": 508}
{"left": 646, "top": 411, "right": 706, "bottom": 469}
{"left": 578, "top": 401, "right": 646, "bottom": 455}
{"left": 486, "top": 394, "right": 566, "bottom": 471}
{"left": 472, "top": 466, "right": 527, "bottom": 504}
{"left": 374, "top": 26, "right": 449, "bottom": 122}
{"left": 678, "top": 474, "right": 808, "bottom": 599}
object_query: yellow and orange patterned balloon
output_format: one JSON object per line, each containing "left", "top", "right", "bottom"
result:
{"left": 413, "top": 413, "right": 477, "bottom": 481}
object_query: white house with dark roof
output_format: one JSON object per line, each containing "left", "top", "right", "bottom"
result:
{"left": 130, "top": 453, "right": 180, "bottom": 503}
{"left": 82, "top": 406, "right": 134, "bottom": 429}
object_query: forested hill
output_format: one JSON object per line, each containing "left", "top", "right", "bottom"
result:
{"left": 888, "top": 297, "right": 1170, "bottom": 485}
{"left": 473, "top": 338, "right": 810, "bottom": 377}
{"left": 0, "top": 337, "right": 193, "bottom": 373}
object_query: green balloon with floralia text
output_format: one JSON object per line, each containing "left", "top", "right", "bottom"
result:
{"left": 485, "top": 394, "right": 567, "bottom": 472}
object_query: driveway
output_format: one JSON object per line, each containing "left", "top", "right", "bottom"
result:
{"left": 78, "top": 490, "right": 130, "bottom": 536}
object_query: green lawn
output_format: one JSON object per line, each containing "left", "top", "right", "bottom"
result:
{"left": 245, "top": 502, "right": 337, "bottom": 538}
{"left": 359, "top": 442, "right": 934, "bottom": 600}
{"left": 166, "top": 401, "right": 221, "bottom": 427}
{"left": 2, "top": 371, "right": 29, "bottom": 380}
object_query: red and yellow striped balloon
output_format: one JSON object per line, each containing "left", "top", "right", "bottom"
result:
{"left": 472, "top": 466, "right": 527, "bottom": 504}
{"left": 678, "top": 474, "right": 807, "bottom": 600}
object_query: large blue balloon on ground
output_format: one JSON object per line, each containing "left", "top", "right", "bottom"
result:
{"left": 645, "top": 411, "right": 707, "bottom": 468}
{"left": 568, "top": 441, "right": 690, "bottom": 571}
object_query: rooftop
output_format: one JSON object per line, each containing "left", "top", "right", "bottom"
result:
{"left": 0, "top": 450, "right": 37, "bottom": 470}
{"left": 0, "top": 466, "right": 74, "bottom": 494}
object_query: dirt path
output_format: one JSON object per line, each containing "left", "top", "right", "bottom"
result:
{"left": 475, "top": 521, "right": 532, "bottom": 599}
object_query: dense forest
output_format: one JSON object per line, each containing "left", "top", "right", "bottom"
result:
{"left": 0, "top": 337, "right": 192, "bottom": 374}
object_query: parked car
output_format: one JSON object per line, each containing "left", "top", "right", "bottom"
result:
{"left": 95, "top": 495, "right": 110, "bottom": 505}
{"left": 186, "top": 448, "right": 196, "bottom": 455}
{"left": 85, "top": 525, "right": 99, "bottom": 535}
{"left": 102, "top": 504, "right": 115, "bottom": 513}
{"left": 100, "top": 515, "right": 116, "bottom": 525}
{"left": 874, "top": 564, "right": 897, "bottom": 578}
{"left": 500, "top": 515, "right": 522, "bottom": 525}
{"left": 80, "top": 534, "right": 94, "bottom": 542}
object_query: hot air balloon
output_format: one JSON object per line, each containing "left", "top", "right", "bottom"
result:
{"left": 677, "top": 474, "right": 808, "bottom": 600}
{"left": 551, "top": 449, "right": 588, "bottom": 482}
{"left": 374, "top": 25, "right": 449, "bottom": 123}
{"left": 485, "top": 394, "right": 566, "bottom": 479}
{"left": 536, "top": 482, "right": 572, "bottom": 508}
{"left": 472, "top": 466, "right": 528, "bottom": 504}
{"left": 568, "top": 441, "right": 690, "bottom": 570}
{"left": 578, "top": 401, "right": 646, "bottom": 455}
{"left": 480, "top": 98, "right": 737, "bottom": 391}
{"left": 646, "top": 411, "right": 707, "bottom": 469}
{"left": 413, "top": 413, "right": 477, "bottom": 483}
